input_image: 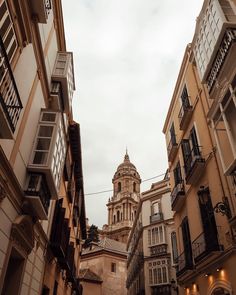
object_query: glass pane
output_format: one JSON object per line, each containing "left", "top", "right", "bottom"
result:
{"left": 33, "top": 152, "right": 48, "bottom": 165}
{"left": 38, "top": 126, "right": 53, "bottom": 137}
{"left": 153, "top": 269, "right": 158, "bottom": 284}
{"left": 157, "top": 268, "right": 162, "bottom": 283}
{"left": 162, "top": 267, "right": 167, "bottom": 283}
{"left": 42, "top": 113, "right": 56, "bottom": 122}
{"left": 36, "top": 138, "right": 51, "bottom": 151}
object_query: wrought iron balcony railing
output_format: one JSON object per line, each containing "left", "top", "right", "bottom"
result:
{"left": 192, "top": 228, "right": 223, "bottom": 263}
{"left": 0, "top": 36, "right": 22, "bottom": 137}
{"left": 24, "top": 173, "right": 51, "bottom": 220}
{"left": 176, "top": 250, "right": 193, "bottom": 276}
{"left": 183, "top": 145, "right": 205, "bottom": 184}
{"left": 178, "top": 103, "right": 193, "bottom": 130}
{"left": 167, "top": 136, "right": 178, "bottom": 162}
{"left": 171, "top": 181, "right": 185, "bottom": 211}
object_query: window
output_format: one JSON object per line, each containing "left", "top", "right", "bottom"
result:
{"left": 151, "top": 201, "right": 160, "bottom": 215}
{"left": 181, "top": 126, "right": 201, "bottom": 175}
{"left": 148, "top": 259, "right": 169, "bottom": 285}
{"left": 173, "top": 162, "right": 182, "bottom": 186}
{"left": 111, "top": 262, "right": 116, "bottom": 273}
{"left": 133, "top": 182, "right": 136, "bottom": 192}
{"left": 117, "top": 210, "right": 120, "bottom": 222}
{"left": 28, "top": 111, "right": 66, "bottom": 194}
{"left": 118, "top": 182, "right": 121, "bottom": 192}
{"left": 170, "top": 123, "right": 176, "bottom": 145}
{"left": 181, "top": 85, "right": 190, "bottom": 109}
{"left": 148, "top": 225, "right": 165, "bottom": 246}
{"left": 2, "top": 248, "right": 25, "bottom": 294}
{"left": 171, "top": 232, "right": 178, "bottom": 264}
{"left": 181, "top": 217, "right": 193, "bottom": 268}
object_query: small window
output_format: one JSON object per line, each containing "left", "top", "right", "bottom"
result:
{"left": 118, "top": 182, "right": 121, "bottom": 192}
{"left": 133, "top": 182, "right": 136, "bottom": 192}
{"left": 111, "top": 263, "right": 116, "bottom": 273}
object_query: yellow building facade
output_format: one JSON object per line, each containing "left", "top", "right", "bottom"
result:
{"left": 163, "top": 1, "right": 236, "bottom": 294}
{"left": 0, "top": 1, "right": 86, "bottom": 294}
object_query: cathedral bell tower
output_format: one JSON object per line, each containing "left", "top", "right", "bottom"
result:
{"left": 104, "top": 151, "right": 141, "bottom": 243}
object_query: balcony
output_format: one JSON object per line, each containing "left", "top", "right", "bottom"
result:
{"left": 167, "top": 137, "right": 178, "bottom": 162}
{"left": 150, "top": 244, "right": 167, "bottom": 256}
{"left": 176, "top": 251, "right": 193, "bottom": 278}
{"left": 206, "top": 29, "right": 236, "bottom": 94}
{"left": 192, "top": 230, "right": 223, "bottom": 266}
{"left": 150, "top": 213, "right": 163, "bottom": 223}
{"left": 0, "top": 36, "right": 22, "bottom": 139}
{"left": 171, "top": 182, "right": 185, "bottom": 211}
{"left": 184, "top": 147, "right": 205, "bottom": 185}
{"left": 178, "top": 104, "right": 193, "bottom": 130}
{"left": 24, "top": 173, "right": 51, "bottom": 220}
{"left": 31, "top": 0, "right": 51, "bottom": 23}
{"left": 52, "top": 52, "right": 75, "bottom": 113}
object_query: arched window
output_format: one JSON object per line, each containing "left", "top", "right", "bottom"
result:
{"left": 133, "top": 182, "right": 136, "bottom": 192}
{"left": 117, "top": 210, "right": 120, "bottom": 222}
{"left": 134, "top": 210, "right": 136, "bottom": 216}
{"left": 131, "top": 212, "right": 133, "bottom": 221}
{"left": 118, "top": 182, "right": 121, "bottom": 192}
{"left": 121, "top": 212, "right": 123, "bottom": 221}
{"left": 113, "top": 215, "right": 116, "bottom": 223}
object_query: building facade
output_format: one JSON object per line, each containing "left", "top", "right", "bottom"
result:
{"left": 163, "top": 1, "right": 236, "bottom": 293}
{"left": 80, "top": 237, "right": 128, "bottom": 295}
{"left": 0, "top": 1, "right": 86, "bottom": 294}
{"left": 127, "top": 177, "right": 177, "bottom": 295}
{"left": 103, "top": 152, "right": 141, "bottom": 243}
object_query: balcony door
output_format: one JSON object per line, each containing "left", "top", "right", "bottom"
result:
{"left": 198, "top": 188, "right": 219, "bottom": 251}
{"left": 181, "top": 217, "right": 193, "bottom": 268}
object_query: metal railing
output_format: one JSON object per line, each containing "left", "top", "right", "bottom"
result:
{"left": 171, "top": 181, "right": 185, "bottom": 205}
{"left": 183, "top": 145, "right": 204, "bottom": 177}
{"left": 167, "top": 136, "right": 177, "bottom": 158}
{"left": 25, "top": 173, "right": 51, "bottom": 214}
{"left": 178, "top": 102, "right": 192, "bottom": 124}
{"left": 0, "top": 36, "right": 22, "bottom": 133}
{"left": 192, "top": 228, "right": 223, "bottom": 262}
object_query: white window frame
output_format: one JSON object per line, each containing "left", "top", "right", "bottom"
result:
{"left": 148, "top": 259, "right": 169, "bottom": 286}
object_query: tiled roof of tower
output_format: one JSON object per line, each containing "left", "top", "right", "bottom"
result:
{"left": 79, "top": 268, "right": 103, "bottom": 283}
{"left": 82, "top": 237, "right": 127, "bottom": 256}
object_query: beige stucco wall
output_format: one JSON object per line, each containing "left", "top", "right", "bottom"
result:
{"left": 80, "top": 281, "right": 102, "bottom": 295}
{"left": 81, "top": 254, "right": 127, "bottom": 295}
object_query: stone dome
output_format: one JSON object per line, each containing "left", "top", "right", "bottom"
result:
{"left": 113, "top": 152, "right": 141, "bottom": 180}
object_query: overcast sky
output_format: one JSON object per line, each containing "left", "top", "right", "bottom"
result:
{"left": 62, "top": 0, "right": 203, "bottom": 228}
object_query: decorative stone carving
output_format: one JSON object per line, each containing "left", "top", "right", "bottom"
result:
{"left": 11, "top": 215, "right": 35, "bottom": 255}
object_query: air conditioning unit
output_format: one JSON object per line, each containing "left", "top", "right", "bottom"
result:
{"left": 27, "top": 110, "right": 66, "bottom": 198}
{"left": 52, "top": 52, "right": 75, "bottom": 113}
